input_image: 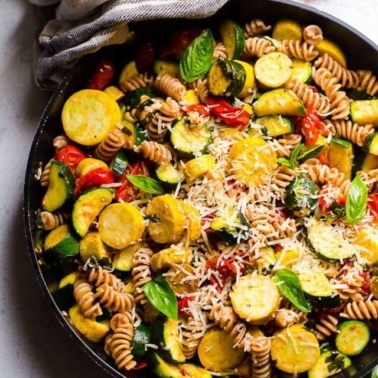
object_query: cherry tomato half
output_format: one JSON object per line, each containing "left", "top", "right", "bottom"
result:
{"left": 55, "top": 145, "right": 86, "bottom": 173}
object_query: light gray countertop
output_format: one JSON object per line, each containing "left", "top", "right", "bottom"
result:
{"left": 1, "top": 0, "right": 378, "bottom": 377}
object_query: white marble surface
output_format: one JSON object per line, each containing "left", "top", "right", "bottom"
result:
{"left": 1, "top": 0, "right": 378, "bottom": 377}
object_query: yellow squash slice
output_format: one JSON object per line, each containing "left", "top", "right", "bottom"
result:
{"left": 62, "top": 89, "right": 121, "bottom": 146}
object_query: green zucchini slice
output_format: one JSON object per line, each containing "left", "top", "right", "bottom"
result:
{"left": 219, "top": 19, "right": 245, "bottom": 59}
{"left": 308, "top": 349, "right": 352, "bottom": 378}
{"left": 252, "top": 88, "right": 306, "bottom": 117}
{"left": 255, "top": 115, "right": 294, "bottom": 137}
{"left": 305, "top": 218, "right": 357, "bottom": 261}
{"left": 335, "top": 320, "right": 370, "bottom": 356}
{"left": 131, "top": 323, "right": 152, "bottom": 361}
{"left": 207, "top": 57, "right": 246, "bottom": 97}
{"left": 170, "top": 118, "right": 211, "bottom": 157}
{"left": 41, "top": 160, "right": 75, "bottom": 212}
{"left": 350, "top": 99, "right": 378, "bottom": 126}
{"left": 298, "top": 269, "right": 340, "bottom": 309}
{"left": 329, "top": 138, "right": 353, "bottom": 180}
{"left": 363, "top": 132, "right": 378, "bottom": 156}
{"left": 152, "top": 316, "right": 185, "bottom": 363}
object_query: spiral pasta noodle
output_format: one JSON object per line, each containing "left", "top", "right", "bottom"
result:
{"left": 340, "top": 300, "right": 378, "bottom": 320}
{"left": 86, "top": 266, "right": 125, "bottom": 293}
{"left": 188, "top": 77, "right": 209, "bottom": 103}
{"left": 40, "top": 210, "right": 69, "bottom": 230}
{"left": 131, "top": 246, "right": 153, "bottom": 307}
{"left": 213, "top": 42, "right": 228, "bottom": 60}
{"left": 180, "top": 315, "right": 207, "bottom": 359}
{"left": 284, "top": 80, "right": 331, "bottom": 115}
{"left": 133, "top": 140, "right": 173, "bottom": 164}
{"left": 106, "top": 312, "right": 137, "bottom": 371}
{"left": 209, "top": 304, "right": 252, "bottom": 350}
{"left": 313, "top": 53, "right": 359, "bottom": 88}
{"left": 93, "top": 128, "right": 125, "bottom": 162}
{"left": 324, "top": 119, "right": 374, "bottom": 147}
{"left": 95, "top": 283, "right": 135, "bottom": 313}
{"left": 275, "top": 308, "right": 300, "bottom": 328}
{"left": 40, "top": 159, "right": 53, "bottom": 187}
{"left": 243, "top": 37, "right": 278, "bottom": 58}
{"left": 303, "top": 24, "right": 323, "bottom": 45}
{"left": 314, "top": 314, "right": 338, "bottom": 340}
{"left": 73, "top": 277, "right": 103, "bottom": 318}
{"left": 120, "top": 73, "right": 147, "bottom": 93}
{"left": 312, "top": 67, "right": 350, "bottom": 120}
{"left": 357, "top": 70, "right": 378, "bottom": 96}
{"left": 53, "top": 134, "right": 70, "bottom": 151}
{"left": 244, "top": 18, "right": 271, "bottom": 37}
{"left": 269, "top": 133, "right": 303, "bottom": 158}
{"left": 279, "top": 40, "right": 319, "bottom": 61}
{"left": 154, "top": 74, "right": 186, "bottom": 102}
{"left": 146, "top": 97, "right": 181, "bottom": 142}
{"left": 250, "top": 336, "right": 272, "bottom": 378}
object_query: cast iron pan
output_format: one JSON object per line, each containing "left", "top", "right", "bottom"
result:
{"left": 24, "top": 0, "right": 378, "bottom": 377}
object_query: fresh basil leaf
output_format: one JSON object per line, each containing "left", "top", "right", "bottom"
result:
{"left": 180, "top": 29, "right": 214, "bottom": 82}
{"left": 143, "top": 275, "right": 177, "bottom": 319}
{"left": 346, "top": 175, "right": 368, "bottom": 225}
{"left": 290, "top": 143, "right": 304, "bottom": 166}
{"left": 273, "top": 269, "right": 311, "bottom": 313}
{"left": 277, "top": 157, "right": 294, "bottom": 168}
{"left": 297, "top": 144, "right": 324, "bottom": 161}
{"left": 126, "top": 174, "right": 164, "bottom": 195}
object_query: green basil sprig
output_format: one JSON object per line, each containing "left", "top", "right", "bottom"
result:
{"left": 273, "top": 268, "right": 310, "bottom": 313}
{"left": 180, "top": 29, "right": 214, "bottom": 83}
{"left": 126, "top": 174, "right": 164, "bottom": 195}
{"left": 346, "top": 175, "right": 368, "bottom": 225}
{"left": 143, "top": 275, "right": 177, "bottom": 319}
{"left": 277, "top": 143, "right": 304, "bottom": 169}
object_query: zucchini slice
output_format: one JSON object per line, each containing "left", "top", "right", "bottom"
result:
{"left": 68, "top": 304, "right": 110, "bottom": 343}
{"left": 314, "top": 38, "right": 347, "bottom": 67}
{"left": 197, "top": 327, "right": 246, "bottom": 371}
{"left": 113, "top": 241, "right": 143, "bottom": 272}
{"left": 131, "top": 323, "right": 152, "bottom": 361}
{"left": 109, "top": 149, "right": 129, "bottom": 176}
{"left": 44, "top": 223, "right": 80, "bottom": 264}
{"left": 75, "top": 157, "right": 108, "bottom": 178}
{"left": 234, "top": 60, "right": 256, "bottom": 98}
{"left": 252, "top": 88, "right": 306, "bottom": 117}
{"left": 98, "top": 202, "right": 145, "bottom": 249}
{"left": 184, "top": 154, "right": 216, "bottom": 184}
{"left": 61, "top": 89, "right": 121, "bottom": 146}
{"left": 363, "top": 132, "right": 378, "bottom": 156}
{"left": 335, "top": 320, "right": 370, "bottom": 356}
{"left": 72, "top": 187, "right": 114, "bottom": 238}
{"left": 328, "top": 138, "right": 353, "bottom": 180}
{"left": 41, "top": 161, "right": 75, "bottom": 212}
{"left": 290, "top": 58, "right": 312, "bottom": 83}
{"left": 79, "top": 231, "right": 113, "bottom": 263}
{"left": 298, "top": 269, "right": 340, "bottom": 309}
{"left": 254, "top": 52, "right": 293, "bottom": 88}
{"left": 145, "top": 194, "right": 186, "bottom": 244}
{"left": 308, "top": 349, "right": 352, "bottom": 378}
{"left": 207, "top": 57, "right": 246, "bottom": 97}
{"left": 255, "top": 115, "right": 294, "bottom": 137}
{"left": 156, "top": 162, "right": 184, "bottom": 185}
{"left": 120, "top": 120, "right": 146, "bottom": 149}
{"left": 170, "top": 118, "right": 212, "bottom": 158}
{"left": 351, "top": 99, "right": 378, "bottom": 126}
{"left": 305, "top": 218, "right": 357, "bottom": 261}
{"left": 229, "top": 273, "right": 280, "bottom": 325}
{"left": 150, "top": 246, "right": 193, "bottom": 272}
{"left": 153, "top": 60, "right": 180, "bottom": 77}
{"left": 272, "top": 19, "right": 303, "bottom": 41}
{"left": 152, "top": 316, "right": 185, "bottom": 363}
{"left": 219, "top": 19, "right": 245, "bottom": 60}
{"left": 354, "top": 225, "right": 378, "bottom": 265}
{"left": 228, "top": 136, "right": 277, "bottom": 187}
{"left": 271, "top": 324, "right": 320, "bottom": 374}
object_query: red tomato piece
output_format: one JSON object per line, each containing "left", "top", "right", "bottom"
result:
{"left": 205, "top": 97, "right": 250, "bottom": 128}
{"left": 134, "top": 42, "right": 156, "bottom": 73}
{"left": 73, "top": 167, "right": 114, "bottom": 198}
{"left": 87, "top": 59, "right": 115, "bottom": 90}
{"left": 177, "top": 296, "right": 193, "bottom": 318}
{"left": 55, "top": 145, "right": 85, "bottom": 173}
